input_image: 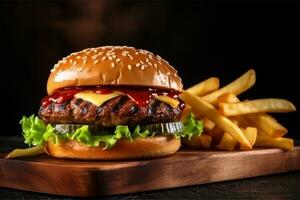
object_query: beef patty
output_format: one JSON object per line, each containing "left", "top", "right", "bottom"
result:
{"left": 38, "top": 96, "right": 183, "bottom": 127}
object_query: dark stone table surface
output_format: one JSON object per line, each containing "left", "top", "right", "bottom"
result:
{"left": 1, "top": 137, "right": 299, "bottom": 200}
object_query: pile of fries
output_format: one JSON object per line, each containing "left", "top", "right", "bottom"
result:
{"left": 180, "top": 69, "right": 296, "bottom": 151}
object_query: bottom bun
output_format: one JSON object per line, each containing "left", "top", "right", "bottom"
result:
{"left": 45, "top": 136, "right": 181, "bottom": 160}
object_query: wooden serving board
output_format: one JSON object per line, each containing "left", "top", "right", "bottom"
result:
{"left": 1, "top": 147, "right": 300, "bottom": 197}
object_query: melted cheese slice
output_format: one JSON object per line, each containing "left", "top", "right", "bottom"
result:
{"left": 74, "top": 90, "right": 123, "bottom": 107}
{"left": 154, "top": 95, "right": 180, "bottom": 108}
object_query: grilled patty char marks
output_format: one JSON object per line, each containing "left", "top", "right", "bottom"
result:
{"left": 38, "top": 96, "right": 182, "bottom": 127}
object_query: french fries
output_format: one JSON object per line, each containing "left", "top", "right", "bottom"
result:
{"left": 182, "top": 69, "right": 296, "bottom": 151}
{"left": 180, "top": 91, "right": 252, "bottom": 149}
{"left": 246, "top": 114, "right": 287, "bottom": 137}
{"left": 182, "top": 134, "right": 212, "bottom": 148}
{"left": 217, "top": 133, "right": 237, "bottom": 151}
{"left": 217, "top": 93, "right": 240, "bottom": 104}
{"left": 232, "top": 116, "right": 254, "bottom": 128}
{"left": 203, "top": 117, "right": 215, "bottom": 132}
{"left": 217, "top": 93, "right": 288, "bottom": 137}
{"left": 254, "top": 134, "right": 294, "bottom": 151}
{"left": 219, "top": 99, "right": 296, "bottom": 116}
{"left": 206, "top": 125, "right": 223, "bottom": 144}
{"left": 240, "top": 127, "right": 257, "bottom": 150}
{"left": 201, "top": 69, "right": 256, "bottom": 105}
{"left": 187, "top": 77, "right": 220, "bottom": 96}
{"left": 5, "top": 145, "right": 45, "bottom": 159}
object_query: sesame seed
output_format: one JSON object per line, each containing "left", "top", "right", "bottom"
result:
{"left": 139, "top": 49, "right": 147, "bottom": 54}
{"left": 83, "top": 60, "right": 87, "bottom": 64}
{"left": 108, "top": 56, "right": 113, "bottom": 60}
{"left": 76, "top": 56, "right": 81, "bottom": 59}
{"left": 141, "top": 66, "right": 145, "bottom": 70}
{"left": 92, "top": 55, "right": 98, "bottom": 59}
{"left": 128, "top": 64, "right": 132, "bottom": 70}
{"left": 135, "top": 52, "right": 139, "bottom": 55}
{"left": 140, "top": 61, "right": 144, "bottom": 64}
{"left": 93, "top": 60, "right": 99, "bottom": 65}
{"left": 59, "top": 60, "right": 67, "bottom": 64}
{"left": 146, "top": 58, "right": 149, "bottom": 62}
{"left": 73, "top": 61, "right": 77, "bottom": 66}
{"left": 101, "top": 56, "right": 106, "bottom": 61}
{"left": 111, "top": 63, "right": 115, "bottom": 68}
{"left": 122, "top": 51, "right": 129, "bottom": 56}
{"left": 69, "top": 59, "right": 73, "bottom": 63}
{"left": 128, "top": 55, "right": 133, "bottom": 60}
{"left": 166, "top": 72, "right": 171, "bottom": 76}
{"left": 154, "top": 63, "right": 158, "bottom": 68}
{"left": 148, "top": 62, "right": 153, "bottom": 66}
{"left": 116, "top": 58, "right": 121, "bottom": 62}
{"left": 112, "top": 55, "right": 116, "bottom": 59}
{"left": 106, "top": 52, "right": 115, "bottom": 56}
{"left": 77, "top": 67, "right": 83, "bottom": 72}
{"left": 136, "top": 63, "right": 140, "bottom": 67}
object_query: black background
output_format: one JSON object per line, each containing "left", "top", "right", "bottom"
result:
{"left": 0, "top": 1, "right": 299, "bottom": 139}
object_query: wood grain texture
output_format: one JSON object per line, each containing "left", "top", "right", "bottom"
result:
{"left": 0, "top": 147, "right": 299, "bottom": 197}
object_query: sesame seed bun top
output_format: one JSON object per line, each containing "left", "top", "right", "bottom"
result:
{"left": 47, "top": 46, "right": 183, "bottom": 94}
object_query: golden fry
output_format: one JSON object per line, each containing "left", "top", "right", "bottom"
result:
{"left": 180, "top": 91, "right": 252, "bottom": 149}
{"left": 5, "top": 145, "right": 45, "bottom": 159}
{"left": 187, "top": 77, "right": 220, "bottom": 96}
{"left": 217, "top": 93, "right": 253, "bottom": 128}
{"left": 203, "top": 117, "right": 215, "bottom": 132}
{"left": 217, "top": 93, "right": 240, "bottom": 104}
{"left": 219, "top": 98, "right": 296, "bottom": 116}
{"left": 217, "top": 132, "right": 237, "bottom": 151}
{"left": 254, "top": 134, "right": 294, "bottom": 151}
{"left": 201, "top": 69, "right": 256, "bottom": 105}
{"left": 232, "top": 116, "right": 254, "bottom": 128}
{"left": 206, "top": 125, "right": 223, "bottom": 144}
{"left": 246, "top": 114, "right": 288, "bottom": 137}
{"left": 240, "top": 127, "right": 257, "bottom": 150}
{"left": 183, "top": 134, "right": 212, "bottom": 148}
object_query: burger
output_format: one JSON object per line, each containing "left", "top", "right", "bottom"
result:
{"left": 21, "top": 46, "right": 203, "bottom": 160}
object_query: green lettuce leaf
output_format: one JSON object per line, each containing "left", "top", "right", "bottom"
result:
{"left": 20, "top": 113, "right": 203, "bottom": 149}
{"left": 20, "top": 115, "right": 47, "bottom": 146}
{"left": 181, "top": 113, "right": 204, "bottom": 139}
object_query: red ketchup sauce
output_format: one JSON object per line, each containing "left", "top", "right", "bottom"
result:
{"left": 41, "top": 86, "right": 185, "bottom": 109}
